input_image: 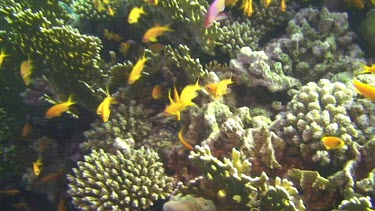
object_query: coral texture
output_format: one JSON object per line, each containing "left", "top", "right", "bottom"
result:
{"left": 67, "top": 147, "right": 174, "bottom": 211}
{"left": 264, "top": 7, "right": 364, "bottom": 83}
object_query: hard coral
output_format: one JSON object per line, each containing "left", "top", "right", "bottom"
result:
{"left": 264, "top": 7, "right": 364, "bottom": 83}
{"left": 67, "top": 147, "right": 174, "bottom": 211}
{"left": 174, "top": 145, "right": 304, "bottom": 210}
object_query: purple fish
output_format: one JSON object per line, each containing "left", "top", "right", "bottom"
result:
{"left": 204, "top": 0, "right": 226, "bottom": 28}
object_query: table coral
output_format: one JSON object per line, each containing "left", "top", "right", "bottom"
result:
{"left": 174, "top": 145, "right": 305, "bottom": 210}
{"left": 264, "top": 7, "right": 364, "bottom": 84}
{"left": 67, "top": 147, "right": 174, "bottom": 211}
{"left": 230, "top": 47, "right": 301, "bottom": 92}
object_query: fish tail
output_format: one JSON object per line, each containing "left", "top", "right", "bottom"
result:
{"left": 67, "top": 94, "right": 75, "bottom": 105}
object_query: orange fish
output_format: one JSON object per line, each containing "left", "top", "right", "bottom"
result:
{"left": 152, "top": 85, "right": 163, "bottom": 99}
{"left": 142, "top": 23, "right": 173, "bottom": 43}
{"left": 349, "top": 0, "right": 364, "bottom": 9}
{"left": 38, "top": 168, "right": 65, "bottom": 183}
{"left": 20, "top": 57, "right": 33, "bottom": 85}
{"left": 128, "top": 52, "right": 148, "bottom": 84}
{"left": 45, "top": 95, "right": 76, "bottom": 118}
{"left": 22, "top": 121, "right": 32, "bottom": 138}
{"left": 119, "top": 40, "right": 135, "bottom": 55}
{"left": 322, "top": 136, "right": 345, "bottom": 150}
{"left": 0, "top": 189, "right": 20, "bottom": 196}
{"left": 178, "top": 126, "right": 194, "bottom": 150}
{"left": 353, "top": 79, "right": 375, "bottom": 101}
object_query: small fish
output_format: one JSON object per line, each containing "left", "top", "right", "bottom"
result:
{"left": 148, "top": 43, "right": 165, "bottom": 54}
{"left": 97, "top": 88, "right": 117, "bottom": 122}
{"left": 0, "top": 189, "right": 20, "bottom": 196}
{"left": 353, "top": 79, "right": 375, "bottom": 101}
{"left": 128, "top": 52, "right": 148, "bottom": 84}
{"left": 205, "top": 0, "right": 226, "bottom": 28}
{"left": 281, "top": 0, "right": 286, "bottom": 12}
{"left": 93, "top": 0, "right": 105, "bottom": 12}
{"left": 45, "top": 95, "right": 76, "bottom": 118}
{"left": 22, "top": 121, "right": 32, "bottom": 138}
{"left": 178, "top": 126, "right": 194, "bottom": 150}
{"left": 358, "top": 64, "right": 375, "bottom": 74}
{"left": 120, "top": 40, "right": 135, "bottom": 55}
{"left": 179, "top": 79, "right": 201, "bottom": 105}
{"left": 20, "top": 57, "right": 33, "bottom": 85}
{"left": 322, "top": 136, "right": 345, "bottom": 150}
{"left": 38, "top": 168, "right": 65, "bottom": 183}
{"left": 205, "top": 75, "right": 233, "bottom": 99}
{"left": 144, "top": 0, "right": 158, "bottom": 5}
{"left": 152, "top": 85, "right": 163, "bottom": 99}
{"left": 164, "top": 81, "right": 201, "bottom": 120}
{"left": 33, "top": 157, "right": 43, "bottom": 176}
{"left": 241, "top": 0, "right": 253, "bottom": 16}
{"left": 128, "top": 7, "right": 146, "bottom": 24}
{"left": 142, "top": 23, "right": 173, "bottom": 43}
{"left": 264, "top": 0, "right": 272, "bottom": 7}
{"left": 0, "top": 49, "right": 8, "bottom": 67}
{"left": 349, "top": 0, "right": 364, "bottom": 9}
{"left": 225, "top": 0, "right": 239, "bottom": 7}
{"left": 103, "top": 29, "right": 122, "bottom": 42}
{"left": 107, "top": 6, "right": 116, "bottom": 16}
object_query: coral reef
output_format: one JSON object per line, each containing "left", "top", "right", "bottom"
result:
{"left": 174, "top": 145, "right": 305, "bottom": 210}
{"left": 163, "top": 195, "right": 216, "bottom": 211}
{"left": 264, "top": 7, "right": 364, "bottom": 84}
{"left": 81, "top": 101, "right": 152, "bottom": 153}
{"left": 271, "top": 79, "right": 375, "bottom": 167}
{"left": 67, "top": 147, "right": 174, "bottom": 211}
{"left": 230, "top": 47, "right": 301, "bottom": 92}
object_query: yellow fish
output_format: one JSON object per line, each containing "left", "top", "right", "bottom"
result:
{"left": 353, "top": 78, "right": 375, "bottom": 101}
{"left": 45, "top": 95, "right": 76, "bottom": 118}
{"left": 241, "top": 0, "right": 253, "bottom": 17}
{"left": 205, "top": 76, "right": 233, "bottom": 99}
{"left": 178, "top": 126, "right": 194, "bottom": 150}
{"left": 107, "top": 6, "right": 116, "bottom": 16}
{"left": 281, "top": 0, "right": 286, "bottom": 12}
{"left": 322, "top": 136, "right": 345, "bottom": 150}
{"left": 349, "top": 0, "right": 364, "bottom": 9}
{"left": 128, "top": 52, "right": 148, "bottom": 84}
{"left": 358, "top": 64, "right": 375, "bottom": 75}
{"left": 97, "top": 88, "right": 117, "bottom": 122}
{"left": 264, "top": 0, "right": 272, "bottom": 7}
{"left": 144, "top": 0, "right": 158, "bottom": 5}
{"left": 0, "top": 49, "right": 8, "bottom": 67}
{"left": 20, "top": 57, "right": 33, "bottom": 85}
{"left": 142, "top": 23, "right": 173, "bottom": 43}
{"left": 164, "top": 80, "right": 201, "bottom": 120}
{"left": 128, "top": 7, "right": 146, "bottom": 24}
{"left": 33, "top": 157, "right": 43, "bottom": 176}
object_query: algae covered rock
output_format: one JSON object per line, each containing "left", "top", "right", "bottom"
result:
{"left": 67, "top": 147, "right": 174, "bottom": 211}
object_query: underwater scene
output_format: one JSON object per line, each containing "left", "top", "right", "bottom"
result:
{"left": 1, "top": 0, "right": 375, "bottom": 210}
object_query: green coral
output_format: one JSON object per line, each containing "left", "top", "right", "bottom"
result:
{"left": 67, "top": 147, "right": 174, "bottom": 211}
{"left": 175, "top": 145, "right": 304, "bottom": 210}
{"left": 264, "top": 7, "right": 364, "bottom": 83}
{"left": 271, "top": 79, "right": 372, "bottom": 167}
{"left": 0, "top": 0, "right": 105, "bottom": 110}
{"left": 81, "top": 101, "right": 152, "bottom": 152}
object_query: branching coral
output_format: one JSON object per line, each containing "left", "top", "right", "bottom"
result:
{"left": 81, "top": 101, "right": 152, "bottom": 153}
{"left": 0, "top": 0, "right": 105, "bottom": 110}
{"left": 264, "top": 7, "right": 364, "bottom": 83}
{"left": 67, "top": 147, "right": 174, "bottom": 211}
{"left": 174, "top": 145, "right": 304, "bottom": 210}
